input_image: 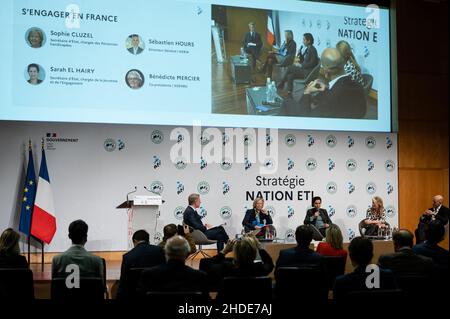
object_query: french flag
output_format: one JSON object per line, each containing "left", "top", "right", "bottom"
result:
{"left": 31, "top": 146, "right": 56, "bottom": 244}
{"left": 267, "top": 11, "right": 275, "bottom": 46}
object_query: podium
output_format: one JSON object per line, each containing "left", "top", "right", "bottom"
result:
{"left": 117, "top": 195, "right": 163, "bottom": 248}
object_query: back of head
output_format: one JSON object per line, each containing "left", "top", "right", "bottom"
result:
{"left": 0, "top": 228, "right": 21, "bottom": 256}
{"left": 321, "top": 48, "right": 345, "bottom": 77}
{"left": 165, "top": 235, "right": 190, "bottom": 261}
{"left": 392, "top": 229, "right": 414, "bottom": 249}
{"left": 425, "top": 220, "right": 445, "bottom": 245}
{"left": 233, "top": 236, "right": 257, "bottom": 267}
{"left": 325, "top": 224, "right": 344, "bottom": 250}
{"left": 163, "top": 224, "right": 178, "bottom": 240}
{"left": 68, "top": 220, "right": 88, "bottom": 245}
{"left": 295, "top": 225, "right": 313, "bottom": 247}
{"left": 132, "top": 229, "right": 150, "bottom": 243}
{"left": 348, "top": 236, "right": 373, "bottom": 267}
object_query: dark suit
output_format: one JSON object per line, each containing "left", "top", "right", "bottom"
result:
{"left": 243, "top": 31, "right": 262, "bottom": 68}
{"left": 283, "top": 75, "right": 366, "bottom": 119}
{"left": 183, "top": 206, "right": 229, "bottom": 251}
{"left": 275, "top": 245, "right": 325, "bottom": 280}
{"left": 304, "top": 208, "right": 332, "bottom": 237}
{"left": 242, "top": 209, "right": 273, "bottom": 232}
{"left": 116, "top": 242, "right": 166, "bottom": 299}
{"left": 412, "top": 241, "right": 449, "bottom": 268}
{"left": 128, "top": 46, "right": 143, "bottom": 55}
{"left": 333, "top": 266, "right": 398, "bottom": 303}
{"left": 138, "top": 260, "right": 209, "bottom": 295}
{"left": 378, "top": 247, "right": 434, "bottom": 276}
{"left": 279, "top": 45, "right": 319, "bottom": 92}
{"left": 415, "top": 205, "right": 449, "bottom": 243}
{"left": 0, "top": 253, "right": 28, "bottom": 269}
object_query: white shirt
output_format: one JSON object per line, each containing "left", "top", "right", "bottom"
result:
{"left": 328, "top": 74, "right": 349, "bottom": 89}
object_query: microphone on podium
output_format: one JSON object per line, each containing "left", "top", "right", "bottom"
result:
{"left": 126, "top": 186, "right": 137, "bottom": 205}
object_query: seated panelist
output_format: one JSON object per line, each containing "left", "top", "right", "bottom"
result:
{"left": 242, "top": 197, "right": 273, "bottom": 234}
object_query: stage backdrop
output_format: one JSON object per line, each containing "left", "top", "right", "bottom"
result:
{"left": 0, "top": 121, "right": 398, "bottom": 252}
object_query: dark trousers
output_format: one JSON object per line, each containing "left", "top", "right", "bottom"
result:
{"left": 415, "top": 222, "right": 428, "bottom": 244}
{"left": 279, "top": 65, "right": 308, "bottom": 92}
{"left": 245, "top": 47, "right": 260, "bottom": 70}
{"left": 204, "top": 226, "right": 229, "bottom": 252}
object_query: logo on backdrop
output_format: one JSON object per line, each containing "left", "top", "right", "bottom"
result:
{"left": 149, "top": 181, "right": 164, "bottom": 194}
{"left": 220, "top": 206, "right": 232, "bottom": 220}
{"left": 220, "top": 158, "right": 232, "bottom": 170}
{"left": 368, "top": 160, "right": 375, "bottom": 171}
{"left": 347, "top": 136, "right": 355, "bottom": 148}
{"left": 363, "top": 46, "right": 370, "bottom": 58}
{"left": 266, "top": 206, "right": 276, "bottom": 218}
{"left": 387, "top": 182, "right": 394, "bottom": 195}
{"left": 365, "top": 136, "right": 376, "bottom": 149}
{"left": 328, "top": 205, "right": 336, "bottom": 217}
{"left": 287, "top": 158, "right": 295, "bottom": 171}
{"left": 306, "top": 158, "right": 317, "bottom": 171}
{"left": 45, "top": 132, "right": 79, "bottom": 150}
{"left": 154, "top": 232, "right": 162, "bottom": 243}
{"left": 287, "top": 206, "right": 295, "bottom": 218}
{"left": 326, "top": 38, "right": 331, "bottom": 48}
{"left": 285, "top": 229, "right": 295, "bottom": 242}
{"left": 316, "top": 19, "right": 322, "bottom": 29}
{"left": 153, "top": 155, "right": 161, "bottom": 169}
{"left": 174, "top": 206, "right": 184, "bottom": 220}
{"left": 326, "top": 20, "right": 331, "bottom": 30}
{"left": 200, "top": 157, "right": 207, "bottom": 170}
{"left": 386, "top": 205, "right": 396, "bottom": 218}
{"left": 347, "top": 182, "right": 356, "bottom": 194}
{"left": 244, "top": 157, "right": 252, "bottom": 170}
{"left": 150, "top": 130, "right": 164, "bottom": 144}
{"left": 175, "top": 131, "right": 184, "bottom": 143}
{"left": 284, "top": 134, "right": 296, "bottom": 147}
{"left": 198, "top": 132, "right": 211, "bottom": 145}
{"left": 103, "top": 138, "right": 116, "bottom": 152}
{"left": 222, "top": 132, "right": 230, "bottom": 145}
{"left": 243, "top": 134, "right": 254, "bottom": 146}
{"left": 366, "top": 182, "right": 377, "bottom": 195}
{"left": 307, "top": 134, "right": 315, "bottom": 147}
{"left": 117, "top": 139, "right": 125, "bottom": 151}
{"left": 263, "top": 158, "right": 275, "bottom": 170}
{"left": 222, "top": 182, "right": 230, "bottom": 195}
{"left": 197, "top": 181, "right": 210, "bottom": 195}
{"left": 326, "top": 135, "right": 337, "bottom": 148}
{"left": 386, "top": 136, "right": 393, "bottom": 149}
{"left": 266, "top": 133, "right": 273, "bottom": 146}
{"left": 385, "top": 160, "right": 395, "bottom": 172}
{"left": 346, "top": 159, "right": 357, "bottom": 171}
{"left": 176, "top": 181, "right": 184, "bottom": 195}
{"left": 174, "top": 157, "right": 187, "bottom": 170}
{"left": 328, "top": 158, "right": 336, "bottom": 171}
{"left": 346, "top": 205, "right": 358, "bottom": 218}
{"left": 198, "top": 206, "right": 207, "bottom": 219}
{"left": 348, "top": 228, "right": 356, "bottom": 241}
{"left": 326, "top": 182, "right": 338, "bottom": 194}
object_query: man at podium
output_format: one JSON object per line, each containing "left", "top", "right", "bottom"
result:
{"left": 183, "top": 193, "right": 229, "bottom": 252}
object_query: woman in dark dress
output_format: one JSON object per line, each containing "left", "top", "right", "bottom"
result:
{"left": 0, "top": 228, "right": 28, "bottom": 268}
{"left": 242, "top": 197, "right": 273, "bottom": 235}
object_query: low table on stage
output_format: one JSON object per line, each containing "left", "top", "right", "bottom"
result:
{"left": 230, "top": 55, "right": 251, "bottom": 84}
{"left": 245, "top": 86, "right": 284, "bottom": 115}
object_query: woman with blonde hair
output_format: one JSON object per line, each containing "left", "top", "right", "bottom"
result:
{"left": 362, "top": 196, "right": 388, "bottom": 236}
{"left": 316, "top": 224, "right": 348, "bottom": 258}
{"left": 336, "top": 40, "right": 364, "bottom": 86}
{"left": 0, "top": 228, "right": 28, "bottom": 268}
{"left": 242, "top": 197, "right": 273, "bottom": 234}
{"left": 260, "top": 30, "right": 297, "bottom": 79}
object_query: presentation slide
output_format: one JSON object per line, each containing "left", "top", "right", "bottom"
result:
{"left": 0, "top": 0, "right": 392, "bottom": 131}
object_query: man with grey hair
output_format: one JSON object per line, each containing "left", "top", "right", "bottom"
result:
{"left": 415, "top": 195, "right": 449, "bottom": 243}
{"left": 283, "top": 47, "right": 366, "bottom": 118}
{"left": 138, "top": 236, "right": 208, "bottom": 295}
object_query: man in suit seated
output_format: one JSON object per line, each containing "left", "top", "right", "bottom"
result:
{"left": 378, "top": 229, "right": 433, "bottom": 277}
{"left": 413, "top": 220, "right": 448, "bottom": 268}
{"left": 282, "top": 47, "right": 366, "bottom": 119}
{"left": 333, "top": 237, "right": 397, "bottom": 303}
{"left": 303, "top": 196, "right": 332, "bottom": 238}
{"left": 116, "top": 229, "right": 166, "bottom": 299}
{"left": 277, "top": 33, "right": 319, "bottom": 99}
{"left": 183, "top": 193, "right": 229, "bottom": 252}
{"left": 275, "top": 225, "right": 324, "bottom": 279}
{"left": 243, "top": 22, "right": 263, "bottom": 70}
{"left": 415, "top": 195, "right": 449, "bottom": 243}
{"left": 52, "top": 220, "right": 103, "bottom": 280}
{"left": 138, "top": 236, "right": 209, "bottom": 296}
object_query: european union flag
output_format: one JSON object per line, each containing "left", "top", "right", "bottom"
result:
{"left": 19, "top": 145, "right": 36, "bottom": 236}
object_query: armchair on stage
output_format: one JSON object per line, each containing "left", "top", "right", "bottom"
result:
{"left": 117, "top": 191, "right": 164, "bottom": 248}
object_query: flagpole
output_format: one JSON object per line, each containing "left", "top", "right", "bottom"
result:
{"left": 40, "top": 138, "right": 45, "bottom": 273}
{"left": 27, "top": 139, "right": 32, "bottom": 266}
